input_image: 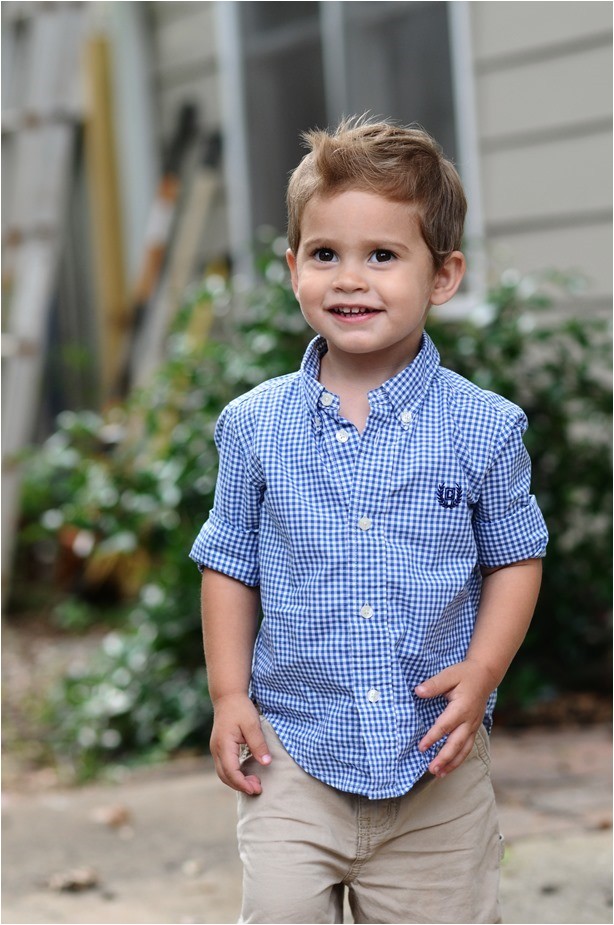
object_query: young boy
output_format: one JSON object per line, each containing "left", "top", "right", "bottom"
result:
{"left": 190, "top": 118, "right": 548, "bottom": 924}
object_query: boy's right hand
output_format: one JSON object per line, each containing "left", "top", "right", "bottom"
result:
{"left": 209, "top": 693, "right": 272, "bottom": 795}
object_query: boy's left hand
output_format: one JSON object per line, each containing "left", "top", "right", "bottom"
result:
{"left": 414, "top": 659, "right": 497, "bottom": 778}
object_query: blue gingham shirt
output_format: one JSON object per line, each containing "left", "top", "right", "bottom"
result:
{"left": 190, "top": 334, "right": 548, "bottom": 799}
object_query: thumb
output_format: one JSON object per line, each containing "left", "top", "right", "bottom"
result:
{"left": 243, "top": 718, "right": 272, "bottom": 766}
{"left": 415, "top": 665, "right": 458, "bottom": 699}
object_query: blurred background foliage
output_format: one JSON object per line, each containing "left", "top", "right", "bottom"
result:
{"left": 12, "top": 236, "right": 612, "bottom": 780}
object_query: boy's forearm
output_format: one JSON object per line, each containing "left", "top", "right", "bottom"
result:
{"left": 201, "top": 569, "right": 271, "bottom": 795}
{"left": 467, "top": 558, "right": 543, "bottom": 688}
{"left": 201, "top": 568, "right": 260, "bottom": 704}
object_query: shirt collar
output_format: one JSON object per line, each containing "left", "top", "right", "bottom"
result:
{"left": 300, "top": 333, "right": 441, "bottom": 419}
{"left": 300, "top": 337, "right": 330, "bottom": 414}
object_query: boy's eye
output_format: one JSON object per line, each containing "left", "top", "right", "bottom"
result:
{"left": 313, "top": 248, "right": 336, "bottom": 262}
{"left": 371, "top": 249, "right": 395, "bottom": 263}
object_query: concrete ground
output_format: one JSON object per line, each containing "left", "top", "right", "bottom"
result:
{"left": 2, "top": 724, "right": 612, "bottom": 925}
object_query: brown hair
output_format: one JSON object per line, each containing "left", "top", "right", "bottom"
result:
{"left": 286, "top": 116, "right": 467, "bottom": 269}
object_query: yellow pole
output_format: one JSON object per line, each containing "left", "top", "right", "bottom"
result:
{"left": 83, "top": 34, "right": 127, "bottom": 399}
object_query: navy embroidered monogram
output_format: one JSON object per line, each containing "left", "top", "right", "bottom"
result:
{"left": 190, "top": 333, "right": 548, "bottom": 800}
{"left": 437, "top": 483, "right": 462, "bottom": 509}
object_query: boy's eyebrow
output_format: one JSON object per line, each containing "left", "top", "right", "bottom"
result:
{"left": 301, "top": 236, "right": 412, "bottom": 253}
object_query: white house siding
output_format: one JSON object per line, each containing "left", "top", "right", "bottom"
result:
{"left": 470, "top": 1, "right": 612, "bottom": 312}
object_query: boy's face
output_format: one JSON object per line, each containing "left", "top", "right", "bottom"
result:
{"left": 286, "top": 189, "right": 464, "bottom": 377}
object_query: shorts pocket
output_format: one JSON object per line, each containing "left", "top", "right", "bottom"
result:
{"left": 473, "top": 724, "right": 491, "bottom": 773}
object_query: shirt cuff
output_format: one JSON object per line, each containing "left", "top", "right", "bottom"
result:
{"left": 474, "top": 495, "right": 548, "bottom": 568}
{"left": 189, "top": 511, "right": 260, "bottom": 586}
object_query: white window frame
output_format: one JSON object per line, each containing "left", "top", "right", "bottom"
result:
{"left": 446, "top": 0, "right": 487, "bottom": 316}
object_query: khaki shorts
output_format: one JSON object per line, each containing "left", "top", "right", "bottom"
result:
{"left": 237, "top": 716, "right": 503, "bottom": 924}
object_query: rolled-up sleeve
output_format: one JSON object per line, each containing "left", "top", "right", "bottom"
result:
{"left": 473, "top": 415, "right": 548, "bottom": 567}
{"left": 189, "top": 404, "right": 263, "bottom": 586}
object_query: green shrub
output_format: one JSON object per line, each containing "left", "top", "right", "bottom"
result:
{"left": 16, "top": 243, "right": 612, "bottom": 779}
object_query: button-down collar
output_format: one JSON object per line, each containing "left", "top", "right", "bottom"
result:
{"left": 300, "top": 333, "right": 440, "bottom": 423}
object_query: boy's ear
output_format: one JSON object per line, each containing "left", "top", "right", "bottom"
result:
{"left": 429, "top": 251, "right": 466, "bottom": 306}
{"left": 286, "top": 248, "right": 299, "bottom": 297}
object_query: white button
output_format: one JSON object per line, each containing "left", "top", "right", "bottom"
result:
{"left": 360, "top": 604, "right": 374, "bottom": 619}
{"left": 367, "top": 688, "right": 380, "bottom": 703}
{"left": 321, "top": 392, "right": 334, "bottom": 407}
{"left": 400, "top": 410, "right": 413, "bottom": 426}
{"left": 358, "top": 516, "right": 372, "bottom": 531}
{"left": 336, "top": 430, "right": 349, "bottom": 444}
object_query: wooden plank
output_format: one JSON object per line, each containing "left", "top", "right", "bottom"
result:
{"left": 2, "top": 9, "right": 85, "bottom": 305}
{"left": 132, "top": 132, "right": 221, "bottom": 388}
{"left": 1, "top": 4, "right": 29, "bottom": 114}
{"left": 2, "top": 239, "right": 61, "bottom": 455}
{"left": 1, "top": 5, "right": 85, "bottom": 582}
{"left": 2, "top": 237, "right": 65, "bottom": 583}
{"left": 116, "top": 101, "right": 199, "bottom": 395}
{"left": 82, "top": 33, "right": 127, "bottom": 398}
{"left": 23, "top": 6, "right": 64, "bottom": 114}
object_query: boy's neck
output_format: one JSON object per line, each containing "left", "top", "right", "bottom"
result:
{"left": 319, "top": 342, "right": 421, "bottom": 433}
{"left": 319, "top": 341, "right": 421, "bottom": 394}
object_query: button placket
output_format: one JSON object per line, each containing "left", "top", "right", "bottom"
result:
{"left": 348, "top": 412, "right": 396, "bottom": 771}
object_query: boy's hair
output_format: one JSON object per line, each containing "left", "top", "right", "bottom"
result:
{"left": 286, "top": 116, "right": 467, "bottom": 269}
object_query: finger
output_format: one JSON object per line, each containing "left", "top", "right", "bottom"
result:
{"left": 211, "top": 730, "right": 263, "bottom": 796}
{"left": 215, "top": 744, "right": 263, "bottom": 796}
{"left": 415, "top": 665, "right": 459, "bottom": 699}
{"left": 429, "top": 728, "right": 475, "bottom": 778}
{"left": 242, "top": 717, "right": 272, "bottom": 767}
{"left": 417, "top": 703, "right": 462, "bottom": 752}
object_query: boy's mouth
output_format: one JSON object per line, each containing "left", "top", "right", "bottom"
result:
{"left": 327, "top": 305, "right": 382, "bottom": 317}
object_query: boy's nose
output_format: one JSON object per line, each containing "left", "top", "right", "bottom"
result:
{"left": 332, "top": 262, "right": 368, "bottom": 292}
